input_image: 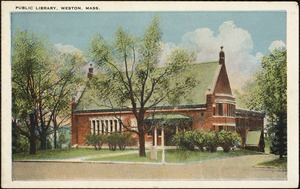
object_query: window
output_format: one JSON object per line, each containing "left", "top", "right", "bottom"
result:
{"left": 110, "top": 120, "right": 113, "bottom": 133}
{"left": 213, "top": 105, "right": 216, "bottom": 116}
{"left": 91, "top": 120, "right": 96, "bottom": 134}
{"left": 218, "top": 103, "right": 223, "bottom": 116}
{"left": 105, "top": 120, "right": 109, "bottom": 134}
{"left": 157, "top": 128, "right": 162, "bottom": 136}
{"left": 227, "top": 104, "right": 230, "bottom": 116}
{"left": 96, "top": 120, "right": 100, "bottom": 134}
{"left": 130, "top": 118, "right": 137, "bottom": 131}
{"left": 147, "top": 130, "right": 153, "bottom": 136}
{"left": 90, "top": 118, "right": 123, "bottom": 135}
{"left": 101, "top": 120, "right": 105, "bottom": 134}
{"left": 219, "top": 126, "right": 223, "bottom": 131}
{"left": 119, "top": 121, "right": 122, "bottom": 132}
{"left": 114, "top": 120, "right": 118, "bottom": 132}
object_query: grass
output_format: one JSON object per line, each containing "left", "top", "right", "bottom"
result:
{"left": 12, "top": 148, "right": 122, "bottom": 161}
{"left": 13, "top": 147, "right": 261, "bottom": 163}
{"left": 88, "top": 151, "right": 162, "bottom": 163}
{"left": 256, "top": 157, "right": 287, "bottom": 169}
{"left": 87, "top": 149, "right": 259, "bottom": 163}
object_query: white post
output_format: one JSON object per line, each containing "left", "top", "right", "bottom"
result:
{"left": 161, "top": 127, "right": 165, "bottom": 164}
{"left": 154, "top": 127, "right": 157, "bottom": 147}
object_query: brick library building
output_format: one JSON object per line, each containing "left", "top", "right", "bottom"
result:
{"left": 71, "top": 47, "right": 265, "bottom": 151}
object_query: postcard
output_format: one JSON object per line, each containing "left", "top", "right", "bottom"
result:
{"left": 1, "top": 1, "right": 299, "bottom": 188}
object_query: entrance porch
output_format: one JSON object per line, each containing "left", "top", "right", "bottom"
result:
{"left": 145, "top": 113, "right": 193, "bottom": 147}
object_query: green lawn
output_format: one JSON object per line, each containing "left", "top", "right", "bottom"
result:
{"left": 256, "top": 157, "right": 287, "bottom": 169}
{"left": 12, "top": 148, "right": 121, "bottom": 161}
{"left": 13, "top": 147, "right": 261, "bottom": 163}
{"left": 87, "top": 149, "right": 259, "bottom": 163}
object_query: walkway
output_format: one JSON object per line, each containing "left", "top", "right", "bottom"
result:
{"left": 20, "top": 150, "right": 140, "bottom": 162}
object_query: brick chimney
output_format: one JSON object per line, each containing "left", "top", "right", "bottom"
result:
{"left": 87, "top": 64, "right": 93, "bottom": 78}
{"left": 219, "top": 46, "right": 225, "bottom": 65}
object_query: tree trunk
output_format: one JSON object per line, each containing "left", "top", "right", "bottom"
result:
{"left": 137, "top": 115, "right": 146, "bottom": 157}
{"left": 278, "top": 114, "right": 284, "bottom": 159}
{"left": 139, "top": 133, "right": 146, "bottom": 157}
{"left": 29, "top": 112, "right": 36, "bottom": 154}
{"left": 54, "top": 129, "right": 57, "bottom": 149}
{"left": 40, "top": 131, "right": 47, "bottom": 150}
{"left": 53, "top": 117, "right": 57, "bottom": 149}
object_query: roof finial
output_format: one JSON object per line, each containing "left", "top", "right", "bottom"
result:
{"left": 219, "top": 46, "right": 225, "bottom": 65}
{"left": 87, "top": 63, "right": 93, "bottom": 78}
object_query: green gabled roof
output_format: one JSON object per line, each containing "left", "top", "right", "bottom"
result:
{"left": 145, "top": 113, "right": 192, "bottom": 120}
{"left": 145, "top": 113, "right": 193, "bottom": 125}
{"left": 75, "top": 61, "right": 220, "bottom": 112}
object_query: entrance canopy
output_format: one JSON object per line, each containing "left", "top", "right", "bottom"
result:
{"left": 145, "top": 113, "right": 192, "bottom": 125}
{"left": 245, "top": 130, "right": 262, "bottom": 147}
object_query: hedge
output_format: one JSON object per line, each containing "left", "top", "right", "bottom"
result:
{"left": 173, "top": 130, "right": 241, "bottom": 152}
{"left": 85, "top": 132, "right": 136, "bottom": 151}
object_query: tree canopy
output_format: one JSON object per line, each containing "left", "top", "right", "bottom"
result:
{"left": 242, "top": 48, "right": 287, "bottom": 158}
{"left": 88, "top": 16, "right": 196, "bottom": 156}
{"left": 12, "top": 30, "right": 87, "bottom": 152}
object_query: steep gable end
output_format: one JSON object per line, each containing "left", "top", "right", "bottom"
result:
{"left": 213, "top": 64, "right": 232, "bottom": 95}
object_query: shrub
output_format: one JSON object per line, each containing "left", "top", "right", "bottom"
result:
{"left": 217, "top": 130, "right": 241, "bottom": 152}
{"left": 193, "top": 130, "right": 206, "bottom": 151}
{"left": 204, "top": 131, "right": 218, "bottom": 152}
{"left": 85, "top": 133, "right": 106, "bottom": 150}
{"left": 105, "top": 133, "right": 119, "bottom": 151}
{"left": 173, "top": 130, "right": 242, "bottom": 153}
{"left": 172, "top": 131, "right": 196, "bottom": 151}
{"left": 116, "top": 132, "right": 136, "bottom": 150}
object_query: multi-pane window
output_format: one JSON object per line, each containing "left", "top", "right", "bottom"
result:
{"left": 226, "top": 104, "right": 235, "bottom": 117}
{"left": 90, "top": 118, "right": 123, "bottom": 135}
{"left": 215, "top": 103, "right": 235, "bottom": 117}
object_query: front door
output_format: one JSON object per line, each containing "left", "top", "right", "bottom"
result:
{"left": 165, "top": 126, "right": 176, "bottom": 146}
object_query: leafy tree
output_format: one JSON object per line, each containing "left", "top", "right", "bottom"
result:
{"left": 242, "top": 48, "right": 287, "bottom": 159}
{"left": 12, "top": 30, "right": 53, "bottom": 153}
{"left": 12, "top": 30, "right": 86, "bottom": 152}
{"left": 48, "top": 51, "right": 87, "bottom": 149}
{"left": 12, "top": 125, "right": 30, "bottom": 153}
{"left": 88, "top": 16, "right": 196, "bottom": 157}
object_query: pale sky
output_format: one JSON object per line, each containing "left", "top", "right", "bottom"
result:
{"left": 11, "top": 11, "right": 286, "bottom": 90}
